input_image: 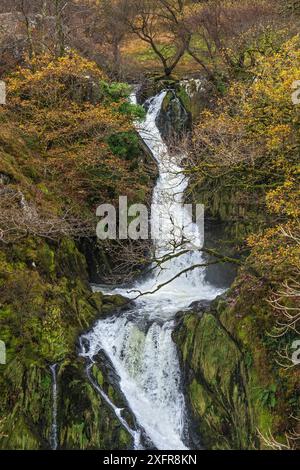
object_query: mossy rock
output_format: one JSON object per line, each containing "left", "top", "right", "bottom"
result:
{"left": 174, "top": 309, "right": 256, "bottom": 449}
{"left": 59, "top": 361, "right": 132, "bottom": 450}
{"left": 102, "top": 294, "right": 129, "bottom": 310}
{"left": 174, "top": 286, "right": 294, "bottom": 450}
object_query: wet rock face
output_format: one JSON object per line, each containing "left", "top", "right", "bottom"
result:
{"left": 154, "top": 78, "right": 212, "bottom": 142}
{"left": 203, "top": 219, "right": 238, "bottom": 289}
{"left": 179, "top": 78, "right": 212, "bottom": 121}
{"left": 156, "top": 90, "right": 191, "bottom": 141}
{"left": 58, "top": 360, "right": 133, "bottom": 450}
{"left": 173, "top": 301, "right": 257, "bottom": 450}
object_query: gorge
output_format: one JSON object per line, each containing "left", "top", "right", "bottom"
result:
{"left": 1, "top": 26, "right": 299, "bottom": 450}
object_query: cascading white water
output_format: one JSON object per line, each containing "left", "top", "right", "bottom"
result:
{"left": 80, "top": 91, "right": 223, "bottom": 450}
{"left": 50, "top": 363, "right": 58, "bottom": 450}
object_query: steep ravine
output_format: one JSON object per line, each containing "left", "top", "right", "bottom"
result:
{"left": 71, "top": 83, "right": 246, "bottom": 451}
{"left": 0, "top": 78, "right": 283, "bottom": 451}
{"left": 77, "top": 87, "right": 229, "bottom": 451}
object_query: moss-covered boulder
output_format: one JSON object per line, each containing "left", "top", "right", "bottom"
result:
{"left": 177, "top": 79, "right": 212, "bottom": 121}
{"left": 153, "top": 78, "right": 212, "bottom": 141}
{"left": 58, "top": 359, "right": 132, "bottom": 450}
{"left": 157, "top": 90, "right": 191, "bottom": 140}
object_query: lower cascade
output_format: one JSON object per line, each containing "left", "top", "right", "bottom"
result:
{"left": 80, "top": 91, "right": 223, "bottom": 450}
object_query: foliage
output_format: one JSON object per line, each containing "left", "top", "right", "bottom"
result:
{"left": 107, "top": 131, "right": 141, "bottom": 160}
{"left": 255, "top": 384, "right": 277, "bottom": 409}
{"left": 190, "top": 35, "right": 300, "bottom": 234}
{"left": 99, "top": 81, "right": 132, "bottom": 101}
{"left": 188, "top": 34, "right": 300, "bottom": 447}
{"left": 0, "top": 52, "right": 152, "bottom": 235}
{"left": 0, "top": 50, "right": 154, "bottom": 448}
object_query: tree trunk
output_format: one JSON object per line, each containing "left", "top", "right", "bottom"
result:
{"left": 112, "top": 40, "right": 122, "bottom": 78}
{"left": 55, "top": 0, "right": 66, "bottom": 57}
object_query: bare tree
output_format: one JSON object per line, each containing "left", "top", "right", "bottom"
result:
{"left": 257, "top": 426, "right": 300, "bottom": 450}
{"left": 18, "top": 0, "right": 35, "bottom": 58}
{"left": 52, "top": 0, "right": 69, "bottom": 56}
{"left": 0, "top": 187, "right": 94, "bottom": 244}
{"left": 5, "top": 0, "right": 72, "bottom": 58}
{"left": 186, "top": 0, "right": 279, "bottom": 78}
{"left": 124, "top": 0, "right": 190, "bottom": 77}
{"left": 87, "top": 0, "right": 132, "bottom": 78}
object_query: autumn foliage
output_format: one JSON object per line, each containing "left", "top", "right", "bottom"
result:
{"left": 0, "top": 52, "right": 151, "bottom": 244}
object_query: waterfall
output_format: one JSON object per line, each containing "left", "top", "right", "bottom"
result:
{"left": 79, "top": 90, "right": 223, "bottom": 450}
{"left": 50, "top": 363, "right": 58, "bottom": 450}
